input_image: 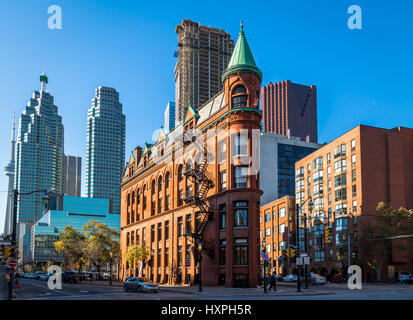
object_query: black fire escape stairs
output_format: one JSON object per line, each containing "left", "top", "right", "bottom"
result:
{"left": 183, "top": 146, "right": 215, "bottom": 258}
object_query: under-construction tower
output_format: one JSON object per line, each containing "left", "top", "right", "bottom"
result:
{"left": 174, "top": 19, "right": 234, "bottom": 124}
{"left": 183, "top": 144, "right": 215, "bottom": 258}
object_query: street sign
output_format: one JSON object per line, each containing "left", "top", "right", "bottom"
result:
{"left": 7, "top": 258, "right": 17, "bottom": 269}
{"left": 296, "top": 257, "right": 303, "bottom": 265}
{"left": 0, "top": 241, "right": 12, "bottom": 246}
{"left": 185, "top": 258, "right": 190, "bottom": 267}
{"left": 300, "top": 253, "right": 308, "bottom": 257}
{"left": 304, "top": 257, "right": 310, "bottom": 265}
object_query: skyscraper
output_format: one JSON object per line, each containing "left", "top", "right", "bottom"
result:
{"left": 174, "top": 19, "right": 234, "bottom": 124}
{"left": 164, "top": 101, "right": 175, "bottom": 132}
{"left": 3, "top": 114, "right": 16, "bottom": 236}
{"left": 14, "top": 73, "right": 64, "bottom": 238}
{"left": 63, "top": 154, "right": 81, "bottom": 197}
{"left": 261, "top": 80, "right": 318, "bottom": 143}
{"left": 86, "top": 86, "right": 125, "bottom": 215}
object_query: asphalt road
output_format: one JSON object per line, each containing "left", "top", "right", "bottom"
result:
{"left": 12, "top": 278, "right": 413, "bottom": 300}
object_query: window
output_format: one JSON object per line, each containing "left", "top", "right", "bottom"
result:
{"left": 328, "top": 180, "right": 331, "bottom": 191}
{"left": 259, "top": 215, "right": 262, "bottom": 224}
{"left": 164, "top": 221, "right": 169, "bottom": 240}
{"left": 177, "top": 217, "right": 183, "bottom": 237}
{"left": 327, "top": 166, "right": 331, "bottom": 178}
{"left": 351, "top": 139, "right": 356, "bottom": 152}
{"left": 334, "top": 159, "right": 346, "bottom": 174}
{"left": 185, "top": 246, "right": 191, "bottom": 267}
{"left": 307, "top": 164, "right": 311, "bottom": 173}
{"left": 295, "top": 167, "right": 304, "bottom": 178}
{"left": 336, "top": 218, "right": 348, "bottom": 231}
{"left": 219, "top": 204, "right": 226, "bottom": 229}
{"left": 232, "top": 132, "right": 248, "bottom": 156}
{"left": 265, "top": 228, "right": 271, "bottom": 236}
{"left": 279, "top": 241, "right": 286, "bottom": 250}
{"left": 165, "top": 172, "right": 170, "bottom": 188}
{"left": 158, "top": 177, "right": 163, "bottom": 193}
{"left": 313, "top": 157, "right": 323, "bottom": 170}
{"left": 220, "top": 171, "right": 227, "bottom": 191}
{"left": 151, "top": 180, "right": 156, "bottom": 196}
{"left": 352, "top": 200, "right": 357, "bottom": 213}
{"left": 142, "top": 227, "right": 146, "bottom": 246}
{"left": 265, "top": 213, "right": 271, "bottom": 222}
{"left": 151, "top": 225, "right": 155, "bottom": 243}
{"left": 158, "top": 198, "right": 162, "bottom": 213}
{"left": 335, "top": 173, "right": 347, "bottom": 188}
{"left": 234, "top": 238, "right": 248, "bottom": 265}
{"left": 352, "top": 185, "right": 357, "bottom": 197}
{"left": 151, "top": 200, "right": 156, "bottom": 216}
{"left": 313, "top": 170, "right": 324, "bottom": 183}
{"left": 234, "top": 166, "right": 248, "bottom": 188}
{"left": 334, "top": 144, "right": 346, "bottom": 158}
{"left": 232, "top": 86, "right": 247, "bottom": 108}
{"left": 178, "top": 189, "right": 183, "bottom": 206}
{"left": 178, "top": 165, "right": 183, "bottom": 182}
{"left": 335, "top": 203, "right": 348, "bottom": 216}
{"left": 185, "top": 214, "right": 191, "bottom": 234}
{"left": 328, "top": 193, "right": 332, "bottom": 205}
{"left": 327, "top": 153, "right": 331, "bottom": 164}
{"left": 266, "top": 244, "right": 271, "bottom": 253}
{"left": 273, "top": 226, "right": 277, "bottom": 235}
{"left": 164, "top": 247, "right": 169, "bottom": 267}
{"left": 278, "top": 207, "right": 286, "bottom": 218}
{"left": 335, "top": 188, "right": 347, "bottom": 201}
{"left": 351, "top": 154, "right": 356, "bottom": 167}
{"left": 313, "top": 183, "right": 323, "bottom": 196}
{"left": 352, "top": 169, "right": 356, "bottom": 183}
{"left": 234, "top": 201, "right": 248, "bottom": 227}
{"left": 296, "top": 179, "right": 304, "bottom": 192}
{"left": 219, "top": 240, "right": 226, "bottom": 265}
{"left": 279, "top": 223, "right": 286, "bottom": 234}
{"left": 314, "top": 197, "right": 324, "bottom": 209}
{"left": 177, "top": 246, "right": 183, "bottom": 267}
{"left": 218, "top": 139, "right": 226, "bottom": 163}
{"left": 165, "top": 195, "right": 170, "bottom": 211}
{"left": 157, "top": 248, "right": 162, "bottom": 267}
{"left": 157, "top": 223, "right": 162, "bottom": 242}
{"left": 126, "top": 232, "right": 130, "bottom": 246}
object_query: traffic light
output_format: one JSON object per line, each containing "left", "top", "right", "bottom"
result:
{"left": 4, "top": 247, "right": 12, "bottom": 258}
{"left": 325, "top": 226, "right": 331, "bottom": 244}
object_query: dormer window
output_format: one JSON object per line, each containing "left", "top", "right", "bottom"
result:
{"left": 232, "top": 86, "right": 247, "bottom": 108}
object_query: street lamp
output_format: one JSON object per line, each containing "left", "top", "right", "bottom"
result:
{"left": 197, "top": 243, "right": 202, "bottom": 292}
{"left": 295, "top": 197, "right": 313, "bottom": 292}
{"left": 261, "top": 238, "right": 267, "bottom": 293}
{"left": 109, "top": 251, "right": 113, "bottom": 286}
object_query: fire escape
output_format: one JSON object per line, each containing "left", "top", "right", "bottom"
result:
{"left": 183, "top": 145, "right": 215, "bottom": 258}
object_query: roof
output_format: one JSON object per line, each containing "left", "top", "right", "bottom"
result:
{"left": 222, "top": 21, "right": 262, "bottom": 82}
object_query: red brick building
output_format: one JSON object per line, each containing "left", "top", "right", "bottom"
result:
{"left": 120, "top": 22, "right": 264, "bottom": 287}
{"left": 295, "top": 125, "right": 413, "bottom": 281}
{"left": 261, "top": 80, "right": 318, "bottom": 143}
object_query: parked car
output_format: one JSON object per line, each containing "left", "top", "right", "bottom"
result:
{"left": 103, "top": 272, "right": 110, "bottom": 280}
{"left": 123, "top": 277, "right": 159, "bottom": 293}
{"left": 62, "top": 271, "right": 76, "bottom": 283}
{"left": 39, "top": 273, "right": 50, "bottom": 281}
{"left": 310, "top": 273, "right": 327, "bottom": 285}
{"left": 27, "top": 273, "right": 36, "bottom": 279}
{"left": 35, "top": 271, "right": 46, "bottom": 280}
{"left": 331, "top": 273, "right": 343, "bottom": 283}
{"left": 282, "top": 274, "right": 298, "bottom": 282}
{"left": 274, "top": 275, "right": 283, "bottom": 282}
{"left": 399, "top": 271, "right": 413, "bottom": 284}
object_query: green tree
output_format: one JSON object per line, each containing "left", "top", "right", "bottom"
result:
{"left": 124, "top": 244, "right": 150, "bottom": 277}
{"left": 82, "top": 220, "right": 120, "bottom": 277}
{"left": 359, "top": 202, "right": 413, "bottom": 281}
{"left": 55, "top": 225, "right": 87, "bottom": 275}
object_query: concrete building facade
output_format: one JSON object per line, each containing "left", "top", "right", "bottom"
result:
{"left": 261, "top": 80, "right": 318, "bottom": 143}
{"left": 63, "top": 154, "right": 81, "bottom": 197}
{"left": 174, "top": 19, "right": 234, "bottom": 124}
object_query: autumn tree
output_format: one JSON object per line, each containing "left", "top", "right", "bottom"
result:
{"left": 55, "top": 226, "right": 87, "bottom": 276}
{"left": 82, "top": 220, "right": 120, "bottom": 276}
{"left": 124, "top": 244, "right": 150, "bottom": 278}
{"left": 359, "top": 202, "right": 413, "bottom": 281}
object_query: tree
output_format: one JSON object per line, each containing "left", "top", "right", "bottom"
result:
{"left": 359, "top": 202, "right": 413, "bottom": 281}
{"left": 55, "top": 226, "right": 87, "bottom": 276}
{"left": 82, "top": 220, "right": 120, "bottom": 277}
{"left": 124, "top": 244, "right": 150, "bottom": 278}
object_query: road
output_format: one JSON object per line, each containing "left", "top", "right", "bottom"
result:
{"left": 11, "top": 278, "right": 413, "bottom": 300}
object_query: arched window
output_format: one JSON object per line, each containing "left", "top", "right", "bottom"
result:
{"left": 165, "top": 172, "right": 170, "bottom": 188}
{"left": 127, "top": 194, "right": 130, "bottom": 207}
{"left": 137, "top": 189, "right": 140, "bottom": 205}
{"left": 232, "top": 85, "right": 247, "bottom": 108}
{"left": 158, "top": 176, "right": 163, "bottom": 193}
{"left": 151, "top": 180, "right": 156, "bottom": 195}
{"left": 178, "top": 165, "right": 184, "bottom": 182}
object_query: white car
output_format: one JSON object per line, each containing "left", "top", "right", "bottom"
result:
{"left": 310, "top": 273, "right": 327, "bottom": 285}
{"left": 283, "top": 274, "right": 298, "bottom": 282}
{"left": 399, "top": 271, "right": 413, "bottom": 283}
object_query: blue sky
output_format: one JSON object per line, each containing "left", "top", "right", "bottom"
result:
{"left": 0, "top": 0, "right": 412, "bottom": 231}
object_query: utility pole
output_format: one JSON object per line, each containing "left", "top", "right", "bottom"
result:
{"left": 295, "top": 204, "right": 301, "bottom": 292}
{"left": 304, "top": 210, "right": 308, "bottom": 289}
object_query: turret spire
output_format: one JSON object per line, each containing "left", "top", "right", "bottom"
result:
{"left": 40, "top": 71, "right": 48, "bottom": 91}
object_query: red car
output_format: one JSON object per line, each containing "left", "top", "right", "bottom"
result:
{"left": 331, "top": 273, "right": 343, "bottom": 283}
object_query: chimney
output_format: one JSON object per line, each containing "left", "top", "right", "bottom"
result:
{"left": 134, "top": 146, "right": 143, "bottom": 168}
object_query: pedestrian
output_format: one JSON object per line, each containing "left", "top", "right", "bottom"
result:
{"left": 268, "top": 272, "right": 277, "bottom": 292}
{"left": 399, "top": 272, "right": 405, "bottom": 286}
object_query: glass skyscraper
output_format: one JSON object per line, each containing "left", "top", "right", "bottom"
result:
{"left": 14, "top": 73, "right": 64, "bottom": 238}
{"left": 86, "top": 86, "right": 125, "bottom": 215}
